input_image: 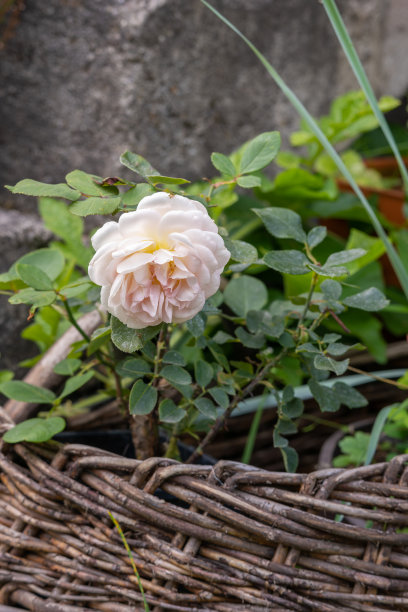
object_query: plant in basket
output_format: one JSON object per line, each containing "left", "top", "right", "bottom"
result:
{"left": 1, "top": 1, "right": 408, "bottom": 610}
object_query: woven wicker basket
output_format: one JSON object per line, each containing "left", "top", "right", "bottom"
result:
{"left": 0, "top": 438, "right": 408, "bottom": 611}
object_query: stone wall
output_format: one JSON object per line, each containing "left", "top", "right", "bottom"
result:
{"left": 0, "top": 0, "right": 407, "bottom": 370}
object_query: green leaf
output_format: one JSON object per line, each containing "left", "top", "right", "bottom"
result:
{"left": 307, "top": 263, "right": 348, "bottom": 278}
{"left": 161, "top": 365, "right": 192, "bottom": 387}
{"left": 146, "top": 175, "right": 190, "bottom": 186}
{"left": 264, "top": 250, "right": 309, "bottom": 275}
{"left": 53, "top": 358, "right": 82, "bottom": 376}
{"left": 247, "top": 310, "right": 284, "bottom": 337}
{"left": 253, "top": 207, "right": 306, "bottom": 243}
{"left": 280, "top": 446, "right": 299, "bottom": 473}
{"left": 0, "top": 381, "right": 56, "bottom": 404}
{"left": 6, "top": 179, "right": 80, "bottom": 201}
{"left": 195, "top": 360, "right": 213, "bottom": 388}
{"left": 239, "top": 132, "right": 281, "bottom": 174}
{"left": 236, "top": 175, "right": 262, "bottom": 188}
{"left": 345, "top": 229, "right": 386, "bottom": 276}
{"left": 162, "top": 351, "right": 186, "bottom": 366}
{"left": 16, "top": 264, "right": 54, "bottom": 291}
{"left": 70, "top": 197, "right": 121, "bottom": 216}
{"left": 3, "top": 417, "right": 66, "bottom": 444}
{"left": 129, "top": 380, "right": 157, "bottom": 415}
{"left": 86, "top": 326, "right": 111, "bottom": 356}
{"left": 325, "top": 248, "right": 366, "bottom": 267}
{"left": 186, "top": 312, "right": 206, "bottom": 338}
{"left": 58, "top": 371, "right": 94, "bottom": 401}
{"left": 159, "top": 399, "right": 186, "bottom": 423}
{"left": 194, "top": 397, "right": 217, "bottom": 419}
{"left": 65, "top": 170, "right": 118, "bottom": 197}
{"left": 39, "top": 197, "right": 83, "bottom": 241}
{"left": 212, "top": 330, "right": 235, "bottom": 344}
{"left": 9, "top": 289, "right": 56, "bottom": 308}
{"left": 208, "top": 387, "right": 229, "bottom": 410}
{"left": 314, "top": 354, "right": 349, "bottom": 376}
{"left": 224, "top": 275, "right": 267, "bottom": 317}
{"left": 211, "top": 152, "right": 236, "bottom": 177}
{"left": 223, "top": 239, "right": 257, "bottom": 264}
{"left": 121, "top": 184, "right": 155, "bottom": 208}
{"left": 120, "top": 151, "right": 159, "bottom": 178}
{"left": 307, "top": 226, "right": 327, "bottom": 249}
{"left": 334, "top": 382, "right": 368, "bottom": 409}
{"left": 343, "top": 287, "right": 389, "bottom": 311}
{"left": 116, "top": 358, "right": 152, "bottom": 378}
{"left": 15, "top": 249, "right": 65, "bottom": 281}
{"left": 309, "top": 380, "right": 340, "bottom": 412}
{"left": 0, "top": 370, "right": 14, "bottom": 384}
{"left": 281, "top": 397, "right": 303, "bottom": 419}
{"left": 111, "top": 317, "right": 162, "bottom": 353}
{"left": 235, "top": 327, "right": 265, "bottom": 349}
{"left": 321, "top": 279, "right": 342, "bottom": 301}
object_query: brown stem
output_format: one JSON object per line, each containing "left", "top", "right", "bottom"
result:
{"left": 186, "top": 351, "right": 286, "bottom": 464}
{"left": 128, "top": 326, "right": 167, "bottom": 459}
{"left": 347, "top": 364, "right": 408, "bottom": 390}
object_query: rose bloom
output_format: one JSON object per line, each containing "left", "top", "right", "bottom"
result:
{"left": 88, "top": 192, "right": 230, "bottom": 329}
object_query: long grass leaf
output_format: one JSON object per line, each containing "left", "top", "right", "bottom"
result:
{"left": 201, "top": 0, "right": 408, "bottom": 298}
{"left": 364, "top": 405, "right": 394, "bottom": 466}
{"left": 322, "top": 0, "right": 408, "bottom": 194}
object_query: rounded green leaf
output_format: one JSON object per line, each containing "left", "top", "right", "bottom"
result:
{"left": 211, "top": 152, "right": 236, "bottom": 177}
{"left": 224, "top": 275, "right": 267, "bottom": 317}
{"left": 161, "top": 365, "right": 192, "bottom": 387}
{"left": 53, "top": 358, "right": 82, "bottom": 376}
{"left": 224, "top": 239, "right": 258, "bottom": 264}
{"left": 16, "top": 249, "right": 65, "bottom": 281}
{"left": 3, "top": 417, "right": 66, "bottom": 444}
{"left": 236, "top": 175, "right": 262, "bottom": 188}
{"left": 129, "top": 380, "right": 157, "bottom": 415}
{"left": 6, "top": 179, "right": 80, "bottom": 201}
{"left": 343, "top": 287, "right": 389, "bottom": 311}
{"left": 159, "top": 399, "right": 186, "bottom": 423}
{"left": 239, "top": 132, "right": 281, "bottom": 174}
{"left": 0, "top": 381, "right": 56, "bottom": 404}
{"left": 264, "top": 250, "right": 309, "bottom": 275}
{"left": 58, "top": 371, "right": 94, "bottom": 401}
{"left": 253, "top": 207, "right": 306, "bottom": 243}
{"left": 194, "top": 397, "right": 217, "bottom": 419}
{"left": 16, "top": 263, "right": 54, "bottom": 291}
{"left": 70, "top": 197, "right": 121, "bottom": 217}
{"left": 116, "top": 358, "right": 152, "bottom": 378}
{"left": 162, "top": 351, "right": 186, "bottom": 366}
{"left": 195, "top": 360, "right": 213, "bottom": 388}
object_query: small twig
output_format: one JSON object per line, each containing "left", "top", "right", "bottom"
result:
{"left": 186, "top": 350, "right": 287, "bottom": 463}
{"left": 347, "top": 364, "right": 408, "bottom": 390}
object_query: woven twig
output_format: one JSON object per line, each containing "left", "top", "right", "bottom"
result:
{"left": 0, "top": 439, "right": 406, "bottom": 611}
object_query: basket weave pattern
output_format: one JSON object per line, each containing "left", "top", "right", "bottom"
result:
{"left": 0, "top": 442, "right": 408, "bottom": 611}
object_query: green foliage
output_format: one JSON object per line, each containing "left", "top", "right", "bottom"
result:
{"left": 4, "top": 124, "right": 403, "bottom": 468}
{"left": 3, "top": 417, "right": 66, "bottom": 444}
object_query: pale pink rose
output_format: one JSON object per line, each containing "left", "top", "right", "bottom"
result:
{"left": 88, "top": 192, "right": 230, "bottom": 329}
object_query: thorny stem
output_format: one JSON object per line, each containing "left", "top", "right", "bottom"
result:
{"left": 186, "top": 349, "right": 287, "bottom": 463}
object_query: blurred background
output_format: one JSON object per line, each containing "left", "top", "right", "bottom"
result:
{"left": 1, "top": 0, "right": 408, "bottom": 370}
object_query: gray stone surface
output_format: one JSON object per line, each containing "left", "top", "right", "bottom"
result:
{"left": 0, "top": 0, "right": 407, "bottom": 371}
{"left": 0, "top": 211, "right": 51, "bottom": 372}
{"left": 1, "top": 0, "right": 405, "bottom": 212}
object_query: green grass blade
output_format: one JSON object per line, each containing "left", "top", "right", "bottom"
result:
{"left": 364, "top": 405, "right": 394, "bottom": 466}
{"left": 322, "top": 0, "right": 408, "bottom": 194}
{"left": 201, "top": 0, "right": 408, "bottom": 299}
{"left": 241, "top": 391, "right": 268, "bottom": 464}
{"left": 109, "top": 512, "right": 150, "bottom": 611}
